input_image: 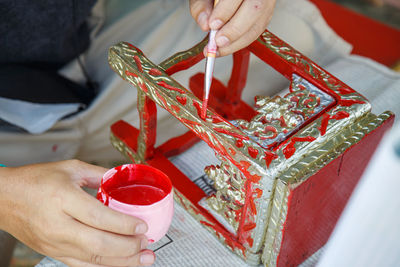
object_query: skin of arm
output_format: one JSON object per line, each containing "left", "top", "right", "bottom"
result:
{"left": 190, "top": 0, "right": 276, "bottom": 57}
{"left": 0, "top": 160, "right": 155, "bottom": 267}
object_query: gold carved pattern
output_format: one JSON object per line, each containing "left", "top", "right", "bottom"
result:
{"left": 158, "top": 37, "right": 208, "bottom": 71}
{"left": 205, "top": 158, "right": 247, "bottom": 232}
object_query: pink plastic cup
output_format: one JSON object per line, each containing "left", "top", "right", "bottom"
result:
{"left": 97, "top": 164, "right": 174, "bottom": 243}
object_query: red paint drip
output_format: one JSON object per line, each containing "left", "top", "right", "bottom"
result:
{"left": 248, "top": 147, "right": 259, "bottom": 158}
{"left": 298, "top": 84, "right": 307, "bottom": 91}
{"left": 254, "top": 188, "right": 263, "bottom": 198}
{"left": 52, "top": 144, "right": 58, "bottom": 152}
{"left": 303, "top": 98, "right": 314, "bottom": 107}
{"left": 157, "top": 81, "right": 186, "bottom": 94}
{"left": 229, "top": 148, "right": 237, "bottom": 156}
{"left": 283, "top": 136, "right": 316, "bottom": 159}
{"left": 109, "top": 184, "right": 166, "bottom": 205}
{"left": 263, "top": 125, "right": 278, "bottom": 139}
{"left": 249, "top": 197, "right": 257, "bottom": 215}
{"left": 138, "top": 82, "right": 148, "bottom": 93}
{"left": 240, "top": 160, "right": 252, "bottom": 170}
{"left": 264, "top": 151, "right": 278, "bottom": 168}
{"left": 125, "top": 70, "right": 138, "bottom": 77}
{"left": 126, "top": 43, "right": 144, "bottom": 55}
{"left": 234, "top": 209, "right": 241, "bottom": 221}
{"left": 212, "top": 115, "right": 224, "bottom": 124}
{"left": 337, "top": 86, "right": 354, "bottom": 95}
{"left": 236, "top": 140, "right": 244, "bottom": 148}
{"left": 133, "top": 55, "right": 143, "bottom": 73}
{"left": 214, "top": 128, "right": 250, "bottom": 140}
{"left": 278, "top": 115, "right": 287, "bottom": 127}
{"left": 176, "top": 96, "right": 187, "bottom": 105}
{"left": 192, "top": 101, "right": 204, "bottom": 119}
{"left": 149, "top": 68, "right": 163, "bottom": 76}
{"left": 155, "top": 90, "right": 169, "bottom": 112}
{"left": 339, "top": 98, "right": 365, "bottom": 107}
{"left": 247, "top": 237, "right": 254, "bottom": 247}
{"left": 181, "top": 118, "right": 201, "bottom": 126}
{"left": 171, "top": 105, "right": 180, "bottom": 113}
{"left": 242, "top": 222, "right": 257, "bottom": 231}
{"left": 248, "top": 174, "right": 261, "bottom": 183}
{"left": 319, "top": 111, "right": 350, "bottom": 136}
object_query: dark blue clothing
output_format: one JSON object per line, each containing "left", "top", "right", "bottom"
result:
{"left": 0, "top": 0, "right": 97, "bottom": 69}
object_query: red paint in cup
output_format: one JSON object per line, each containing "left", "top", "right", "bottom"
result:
{"left": 97, "top": 164, "right": 174, "bottom": 242}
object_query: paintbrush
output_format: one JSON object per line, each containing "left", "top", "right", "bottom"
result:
{"left": 201, "top": 0, "right": 219, "bottom": 119}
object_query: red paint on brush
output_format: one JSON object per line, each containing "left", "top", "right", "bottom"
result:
{"left": 201, "top": 97, "right": 208, "bottom": 119}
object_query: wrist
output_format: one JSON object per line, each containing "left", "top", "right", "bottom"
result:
{"left": 0, "top": 166, "right": 24, "bottom": 233}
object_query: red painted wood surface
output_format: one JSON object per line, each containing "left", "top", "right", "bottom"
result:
{"left": 226, "top": 49, "right": 250, "bottom": 105}
{"left": 111, "top": 120, "right": 140, "bottom": 152}
{"left": 139, "top": 96, "right": 157, "bottom": 160}
{"left": 158, "top": 131, "right": 199, "bottom": 158}
{"left": 309, "top": 0, "right": 400, "bottom": 66}
{"left": 277, "top": 114, "right": 395, "bottom": 267}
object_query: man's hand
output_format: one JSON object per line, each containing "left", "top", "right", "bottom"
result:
{"left": 0, "top": 160, "right": 155, "bottom": 266}
{"left": 190, "top": 0, "right": 276, "bottom": 57}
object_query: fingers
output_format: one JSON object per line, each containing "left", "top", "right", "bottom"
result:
{"left": 190, "top": 0, "right": 213, "bottom": 31}
{"left": 63, "top": 189, "right": 148, "bottom": 236}
{"left": 69, "top": 221, "right": 147, "bottom": 259}
{"left": 208, "top": 0, "right": 243, "bottom": 30}
{"left": 208, "top": 0, "right": 276, "bottom": 56}
{"left": 59, "top": 159, "right": 108, "bottom": 189}
{"left": 59, "top": 250, "right": 155, "bottom": 267}
{"left": 218, "top": 20, "right": 267, "bottom": 56}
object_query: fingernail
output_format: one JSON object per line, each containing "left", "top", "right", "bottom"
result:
{"left": 197, "top": 12, "right": 208, "bottom": 30}
{"left": 141, "top": 238, "right": 148, "bottom": 250}
{"left": 210, "top": 19, "right": 223, "bottom": 30}
{"left": 216, "top": 36, "right": 229, "bottom": 47}
{"left": 140, "top": 252, "right": 155, "bottom": 265}
{"left": 135, "top": 223, "right": 147, "bottom": 234}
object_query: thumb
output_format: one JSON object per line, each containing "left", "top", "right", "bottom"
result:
{"left": 190, "top": 0, "right": 213, "bottom": 31}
